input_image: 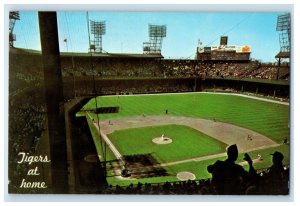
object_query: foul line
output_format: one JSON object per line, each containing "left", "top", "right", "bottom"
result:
{"left": 92, "top": 125, "right": 122, "bottom": 161}
{"left": 159, "top": 144, "right": 280, "bottom": 167}
{"left": 86, "top": 112, "right": 123, "bottom": 161}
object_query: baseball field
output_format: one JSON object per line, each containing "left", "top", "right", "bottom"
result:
{"left": 78, "top": 92, "right": 290, "bottom": 186}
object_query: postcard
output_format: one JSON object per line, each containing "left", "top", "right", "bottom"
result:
{"left": 8, "top": 8, "right": 290, "bottom": 196}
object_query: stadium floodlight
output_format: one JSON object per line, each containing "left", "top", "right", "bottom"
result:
{"left": 276, "top": 13, "right": 290, "bottom": 53}
{"left": 275, "top": 13, "right": 290, "bottom": 77}
{"left": 149, "top": 24, "right": 167, "bottom": 37}
{"left": 90, "top": 20, "right": 106, "bottom": 53}
{"left": 9, "top": 11, "right": 20, "bottom": 47}
{"left": 143, "top": 24, "right": 167, "bottom": 54}
{"left": 276, "top": 14, "right": 290, "bottom": 31}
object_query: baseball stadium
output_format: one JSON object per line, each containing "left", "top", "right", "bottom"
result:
{"left": 8, "top": 11, "right": 291, "bottom": 195}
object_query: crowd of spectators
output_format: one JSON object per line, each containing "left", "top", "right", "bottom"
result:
{"left": 10, "top": 49, "right": 290, "bottom": 83}
{"left": 9, "top": 102, "right": 46, "bottom": 154}
{"left": 62, "top": 79, "right": 193, "bottom": 99}
{"left": 9, "top": 58, "right": 46, "bottom": 156}
{"left": 9, "top": 97, "right": 47, "bottom": 189}
{"left": 249, "top": 65, "right": 289, "bottom": 80}
{"left": 102, "top": 145, "right": 289, "bottom": 195}
{"left": 9, "top": 55, "right": 46, "bottom": 155}
{"left": 162, "top": 60, "right": 289, "bottom": 80}
{"left": 102, "top": 85, "right": 192, "bottom": 95}
{"left": 60, "top": 57, "right": 289, "bottom": 81}
{"left": 61, "top": 58, "right": 164, "bottom": 78}
{"left": 103, "top": 179, "right": 211, "bottom": 195}
{"left": 102, "top": 168, "right": 289, "bottom": 195}
{"left": 9, "top": 53, "right": 47, "bottom": 190}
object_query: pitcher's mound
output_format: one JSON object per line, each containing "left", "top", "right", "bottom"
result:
{"left": 152, "top": 136, "right": 172, "bottom": 145}
{"left": 176, "top": 171, "right": 196, "bottom": 181}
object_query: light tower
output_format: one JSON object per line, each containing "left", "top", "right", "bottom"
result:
{"left": 275, "top": 13, "right": 291, "bottom": 67}
{"left": 89, "top": 20, "right": 106, "bottom": 53}
{"left": 9, "top": 11, "right": 20, "bottom": 47}
{"left": 143, "top": 24, "right": 166, "bottom": 54}
{"left": 276, "top": 13, "right": 291, "bottom": 53}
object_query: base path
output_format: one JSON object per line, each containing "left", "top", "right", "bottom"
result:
{"left": 93, "top": 123, "right": 123, "bottom": 160}
{"left": 99, "top": 115, "right": 279, "bottom": 153}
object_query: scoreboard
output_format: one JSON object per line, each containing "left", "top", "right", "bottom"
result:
{"left": 196, "top": 36, "right": 251, "bottom": 61}
{"left": 197, "top": 45, "right": 251, "bottom": 61}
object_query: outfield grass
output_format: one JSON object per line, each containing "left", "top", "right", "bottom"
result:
{"left": 108, "top": 124, "right": 227, "bottom": 163}
{"left": 81, "top": 93, "right": 289, "bottom": 142}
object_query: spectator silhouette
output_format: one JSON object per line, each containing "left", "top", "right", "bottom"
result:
{"left": 207, "top": 144, "right": 256, "bottom": 195}
{"left": 264, "top": 151, "right": 288, "bottom": 195}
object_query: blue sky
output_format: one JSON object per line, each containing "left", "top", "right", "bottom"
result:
{"left": 13, "top": 11, "right": 283, "bottom": 62}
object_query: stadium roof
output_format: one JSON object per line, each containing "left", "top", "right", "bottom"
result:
{"left": 275, "top": 51, "right": 290, "bottom": 59}
{"left": 9, "top": 47, "right": 164, "bottom": 59}
{"left": 61, "top": 52, "right": 164, "bottom": 59}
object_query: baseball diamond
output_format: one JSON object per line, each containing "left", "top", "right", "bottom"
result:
{"left": 79, "top": 92, "right": 289, "bottom": 186}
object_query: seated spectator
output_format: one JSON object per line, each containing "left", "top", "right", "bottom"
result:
{"left": 207, "top": 144, "right": 256, "bottom": 195}
{"left": 264, "top": 151, "right": 288, "bottom": 195}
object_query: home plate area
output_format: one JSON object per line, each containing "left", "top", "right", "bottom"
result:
{"left": 176, "top": 172, "right": 196, "bottom": 181}
{"left": 113, "top": 154, "right": 169, "bottom": 179}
